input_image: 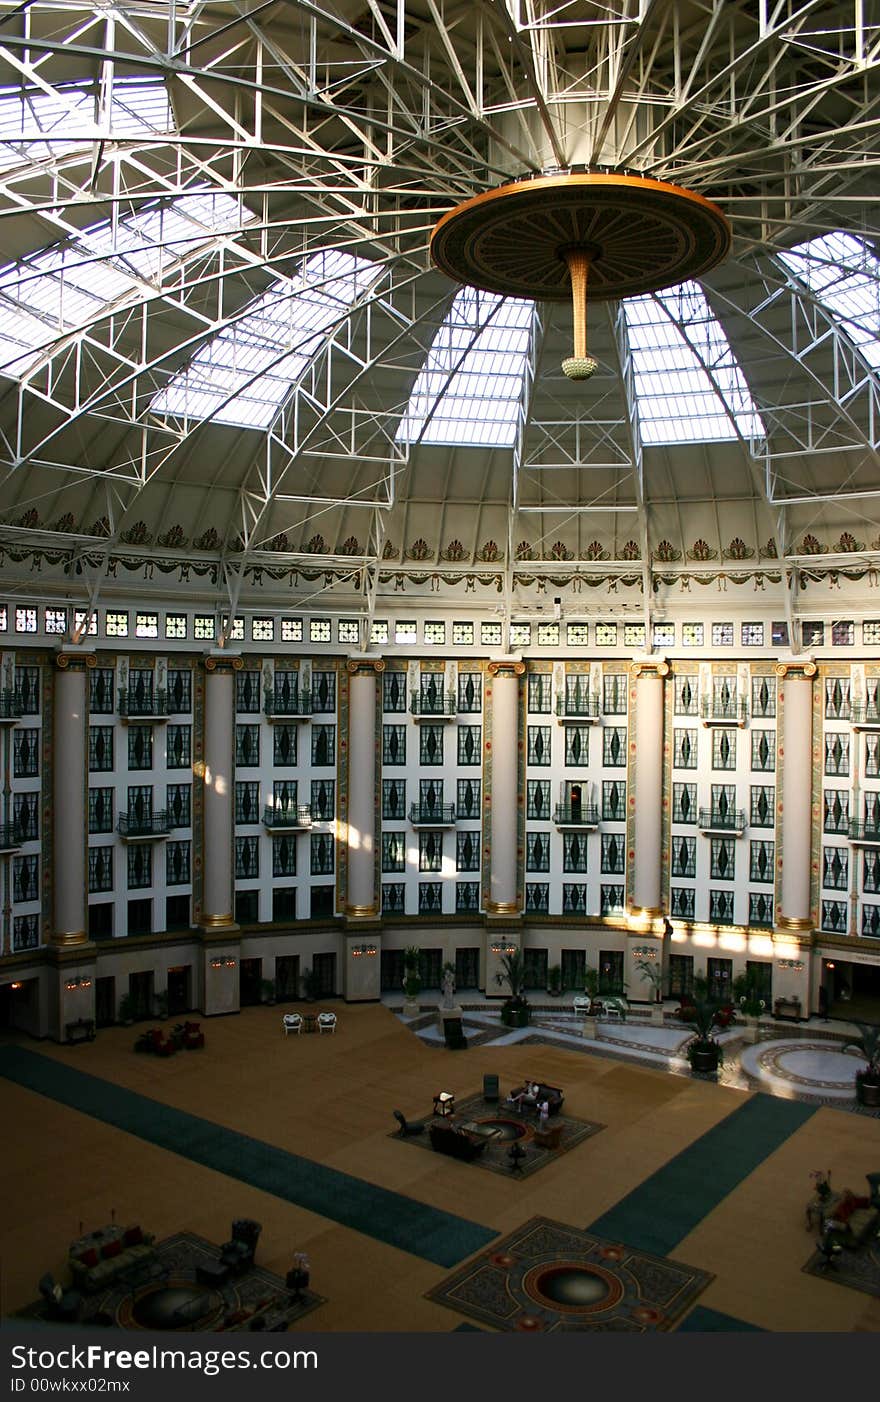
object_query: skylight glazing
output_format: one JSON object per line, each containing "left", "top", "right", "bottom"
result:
{"left": 396, "top": 287, "right": 534, "bottom": 448}
{"left": 0, "top": 79, "right": 172, "bottom": 172}
{"left": 777, "top": 231, "right": 880, "bottom": 370}
{"left": 623, "top": 281, "right": 765, "bottom": 446}
{"left": 151, "top": 250, "right": 382, "bottom": 429}
{"left": 0, "top": 192, "right": 251, "bottom": 378}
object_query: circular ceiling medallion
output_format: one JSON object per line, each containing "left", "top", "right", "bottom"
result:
{"left": 430, "top": 172, "right": 731, "bottom": 302}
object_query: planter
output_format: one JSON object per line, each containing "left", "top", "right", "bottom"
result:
{"left": 501, "top": 1004, "right": 531, "bottom": 1028}
{"left": 402, "top": 998, "right": 421, "bottom": 1018}
{"left": 855, "top": 1076, "right": 880, "bottom": 1107}
{"left": 689, "top": 1043, "right": 721, "bottom": 1074}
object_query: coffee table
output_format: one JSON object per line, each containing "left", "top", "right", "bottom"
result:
{"left": 457, "top": 1120, "right": 503, "bottom": 1140}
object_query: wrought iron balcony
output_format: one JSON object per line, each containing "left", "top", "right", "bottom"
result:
{"left": 262, "top": 804, "right": 313, "bottom": 830}
{"left": 848, "top": 820, "right": 880, "bottom": 844}
{"left": 118, "top": 688, "right": 169, "bottom": 721}
{"left": 409, "top": 803, "right": 456, "bottom": 825}
{"left": 409, "top": 692, "right": 457, "bottom": 720}
{"left": 117, "top": 810, "right": 173, "bottom": 839}
{"left": 698, "top": 807, "right": 747, "bottom": 833}
{"left": 0, "top": 822, "right": 22, "bottom": 851}
{"left": 700, "top": 698, "right": 749, "bottom": 726}
{"left": 850, "top": 705, "right": 880, "bottom": 730}
{"left": 553, "top": 803, "right": 599, "bottom": 828}
{"left": 263, "top": 692, "right": 312, "bottom": 721}
{"left": 0, "top": 690, "right": 23, "bottom": 722}
{"left": 555, "top": 695, "right": 600, "bottom": 722}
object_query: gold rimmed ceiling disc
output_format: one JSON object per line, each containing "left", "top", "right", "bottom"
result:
{"left": 430, "top": 172, "right": 731, "bottom": 302}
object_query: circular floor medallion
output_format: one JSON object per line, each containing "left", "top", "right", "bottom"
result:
{"left": 524, "top": 1261, "right": 625, "bottom": 1314}
{"left": 124, "top": 1281, "right": 223, "bottom": 1331}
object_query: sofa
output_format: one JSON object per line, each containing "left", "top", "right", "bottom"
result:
{"left": 825, "top": 1191, "right": 880, "bottom": 1248}
{"left": 428, "top": 1122, "right": 488, "bottom": 1162}
{"left": 506, "top": 1081, "right": 564, "bottom": 1115}
{"left": 68, "top": 1224, "right": 156, "bottom": 1292}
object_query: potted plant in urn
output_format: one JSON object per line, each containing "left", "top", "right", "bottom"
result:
{"left": 843, "top": 1021, "right": 880, "bottom": 1107}
{"left": 547, "top": 963, "right": 562, "bottom": 997}
{"left": 683, "top": 976, "right": 725, "bottom": 1075}
{"left": 496, "top": 949, "right": 530, "bottom": 1027}
{"left": 402, "top": 946, "right": 422, "bottom": 1015}
{"left": 583, "top": 965, "right": 600, "bottom": 1014}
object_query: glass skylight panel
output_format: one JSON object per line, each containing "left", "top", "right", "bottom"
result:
{"left": 0, "top": 79, "right": 172, "bottom": 173}
{"left": 397, "top": 286, "right": 534, "bottom": 448}
{"left": 151, "top": 250, "right": 381, "bottom": 429}
{"left": 0, "top": 192, "right": 249, "bottom": 378}
{"left": 624, "top": 281, "right": 765, "bottom": 445}
{"left": 777, "top": 232, "right": 880, "bottom": 370}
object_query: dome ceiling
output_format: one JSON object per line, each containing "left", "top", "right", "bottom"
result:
{"left": 0, "top": 1, "right": 875, "bottom": 632}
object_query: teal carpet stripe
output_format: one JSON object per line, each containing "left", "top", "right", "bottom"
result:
{"left": 0, "top": 1046, "right": 496, "bottom": 1269}
{"left": 677, "top": 1306, "right": 765, "bottom": 1332}
{"left": 588, "top": 1093, "right": 816, "bottom": 1256}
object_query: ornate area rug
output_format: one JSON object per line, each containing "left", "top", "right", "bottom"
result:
{"left": 802, "top": 1235, "right": 880, "bottom": 1299}
{"left": 391, "top": 1091, "right": 605, "bottom": 1178}
{"left": 426, "top": 1217, "right": 714, "bottom": 1332}
{"left": 19, "top": 1232, "right": 325, "bottom": 1332}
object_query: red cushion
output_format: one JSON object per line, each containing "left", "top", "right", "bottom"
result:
{"left": 78, "top": 1247, "right": 99, "bottom": 1268}
{"left": 101, "top": 1239, "right": 122, "bottom": 1260}
{"left": 122, "top": 1225, "right": 143, "bottom": 1247}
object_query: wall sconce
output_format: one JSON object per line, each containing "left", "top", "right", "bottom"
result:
{"left": 224, "top": 958, "right": 237, "bottom": 968}
{"left": 778, "top": 959, "right": 805, "bottom": 971}
{"left": 351, "top": 944, "right": 377, "bottom": 958}
{"left": 210, "top": 959, "right": 223, "bottom": 969}
{"left": 65, "top": 976, "right": 92, "bottom": 990}
{"left": 10, "top": 981, "right": 22, "bottom": 990}
{"left": 632, "top": 946, "right": 657, "bottom": 959}
{"left": 490, "top": 941, "right": 517, "bottom": 957}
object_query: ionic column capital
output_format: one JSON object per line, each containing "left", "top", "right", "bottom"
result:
{"left": 345, "top": 656, "right": 386, "bottom": 676}
{"left": 774, "top": 659, "right": 817, "bottom": 679}
{"left": 631, "top": 659, "right": 670, "bottom": 678}
{"left": 487, "top": 659, "right": 525, "bottom": 678}
{"left": 204, "top": 651, "right": 243, "bottom": 673}
{"left": 55, "top": 648, "right": 97, "bottom": 671}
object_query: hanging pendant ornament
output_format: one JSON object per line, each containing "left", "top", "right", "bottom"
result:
{"left": 430, "top": 171, "right": 731, "bottom": 383}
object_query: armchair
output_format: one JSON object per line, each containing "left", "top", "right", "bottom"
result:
{"left": 220, "top": 1219, "right": 262, "bottom": 1275}
{"left": 317, "top": 1011, "right": 337, "bottom": 1034}
{"left": 282, "top": 1013, "right": 303, "bottom": 1036}
{"left": 393, "top": 1109, "right": 430, "bottom": 1136}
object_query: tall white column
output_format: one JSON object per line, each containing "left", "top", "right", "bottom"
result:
{"left": 487, "top": 660, "right": 524, "bottom": 914}
{"left": 201, "top": 653, "right": 239, "bottom": 930}
{"left": 631, "top": 659, "right": 668, "bottom": 920}
{"left": 52, "top": 651, "right": 91, "bottom": 945}
{"left": 777, "top": 660, "right": 817, "bottom": 930}
{"left": 345, "top": 659, "right": 382, "bottom": 916}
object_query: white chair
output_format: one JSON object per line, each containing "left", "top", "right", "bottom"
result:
{"left": 572, "top": 995, "right": 591, "bottom": 1015}
{"left": 282, "top": 1013, "right": 303, "bottom": 1036}
{"left": 317, "top": 1011, "right": 337, "bottom": 1034}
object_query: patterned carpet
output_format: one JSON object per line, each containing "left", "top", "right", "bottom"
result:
{"left": 391, "top": 1091, "right": 605, "bottom": 1178}
{"left": 426, "top": 1217, "right": 714, "bottom": 1332}
{"left": 802, "top": 1234, "right": 880, "bottom": 1299}
{"left": 19, "top": 1232, "right": 325, "bottom": 1332}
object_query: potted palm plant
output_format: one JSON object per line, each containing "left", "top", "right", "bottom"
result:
{"left": 402, "top": 946, "right": 422, "bottom": 1015}
{"left": 843, "top": 1021, "right": 880, "bottom": 1106}
{"left": 583, "top": 965, "right": 600, "bottom": 1013}
{"left": 683, "top": 975, "right": 725, "bottom": 1075}
{"left": 547, "top": 963, "right": 562, "bottom": 996}
{"left": 301, "top": 967, "right": 317, "bottom": 1002}
{"left": 260, "top": 977, "right": 276, "bottom": 1006}
{"left": 496, "top": 949, "right": 530, "bottom": 1027}
{"left": 118, "top": 993, "right": 135, "bottom": 1026}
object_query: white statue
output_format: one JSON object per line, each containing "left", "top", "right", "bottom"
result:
{"left": 441, "top": 967, "right": 455, "bottom": 1009}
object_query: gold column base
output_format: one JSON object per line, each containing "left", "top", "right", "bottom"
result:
{"left": 775, "top": 915, "right": 814, "bottom": 932}
{"left": 50, "top": 930, "right": 89, "bottom": 947}
{"left": 201, "top": 912, "right": 237, "bottom": 930}
{"left": 485, "top": 900, "right": 520, "bottom": 916}
{"left": 344, "top": 903, "right": 379, "bottom": 918}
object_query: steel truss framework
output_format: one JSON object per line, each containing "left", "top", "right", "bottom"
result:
{"left": 0, "top": 0, "right": 875, "bottom": 639}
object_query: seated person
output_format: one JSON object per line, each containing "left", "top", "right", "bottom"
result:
{"left": 507, "top": 1081, "right": 541, "bottom": 1112}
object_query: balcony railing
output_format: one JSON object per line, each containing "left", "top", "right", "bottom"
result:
{"left": 698, "top": 807, "right": 747, "bottom": 833}
{"left": 0, "top": 690, "right": 23, "bottom": 722}
{"left": 848, "top": 820, "right": 880, "bottom": 844}
{"left": 117, "top": 810, "right": 173, "bottom": 838}
{"left": 409, "top": 803, "right": 456, "bottom": 825}
{"left": 555, "top": 695, "right": 600, "bottom": 720}
{"left": 262, "top": 804, "right": 313, "bottom": 830}
{"left": 700, "top": 698, "right": 749, "bottom": 725}
{"left": 553, "top": 803, "right": 599, "bottom": 827}
{"left": 409, "top": 693, "right": 457, "bottom": 719}
{"left": 264, "top": 692, "right": 312, "bottom": 720}
{"left": 0, "top": 822, "right": 22, "bottom": 850}
{"left": 851, "top": 705, "right": 880, "bottom": 729}
{"left": 118, "top": 688, "right": 169, "bottom": 719}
